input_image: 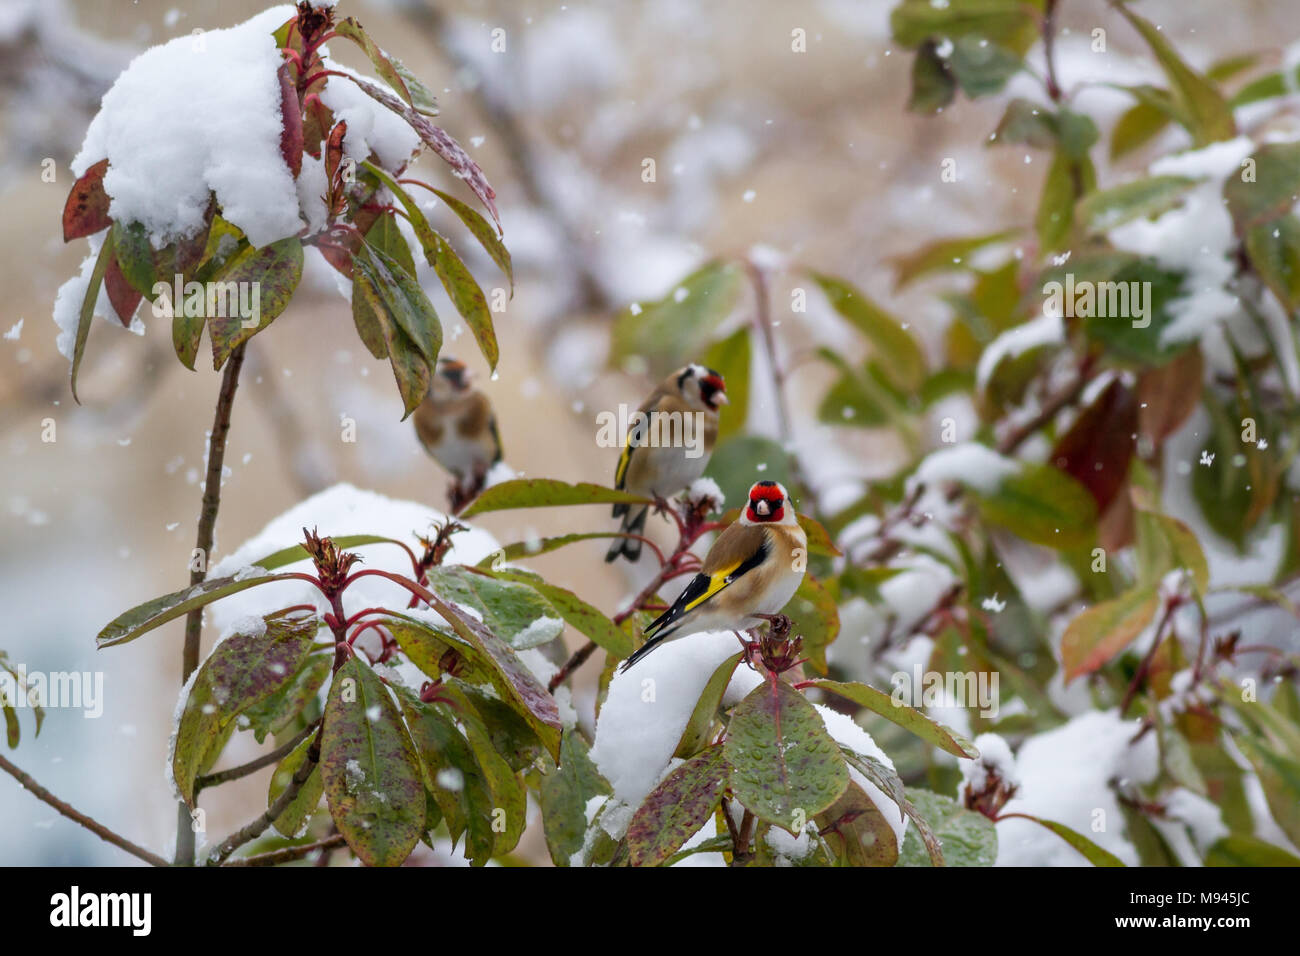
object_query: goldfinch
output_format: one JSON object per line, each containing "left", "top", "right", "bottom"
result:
{"left": 413, "top": 357, "right": 502, "bottom": 512}
{"left": 621, "top": 480, "right": 806, "bottom": 671}
{"left": 606, "top": 364, "right": 728, "bottom": 562}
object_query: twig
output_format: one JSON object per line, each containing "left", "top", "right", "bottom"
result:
{"left": 205, "top": 724, "right": 324, "bottom": 865}
{"left": 0, "top": 754, "right": 167, "bottom": 867}
{"left": 1043, "top": 0, "right": 1063, "bottom": 103}
{"left": 1120, "top": 599, "right": 1178, "bottom": 716}
{"left": 175, "top": 340, "right": 248, "bottom": 866}
{"left": 222, "top": 832, "right": 347, "bottom": 867}
{"left": 194, "top": 720, "right": 320, "bottom": 795}
{"left": 732, "top": 809, "right": 756, "bottom": 866}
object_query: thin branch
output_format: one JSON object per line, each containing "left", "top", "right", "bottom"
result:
{"left": 1043, "top": 0, "right": 1063, "bottom": 103}
{"left": 194, "top": 719, "right": 320, "bottom": 795}
{"left": 0, "top": 754, "right": 167, "bottom": 867}
{"left": 176, "top": 341, "right": 248, "bottom": 866}
{"left": 205, "top": 724, "right": 323, "bottom": 865}
{"left": 222, "top": 832, "right": 347, "bottom": 867}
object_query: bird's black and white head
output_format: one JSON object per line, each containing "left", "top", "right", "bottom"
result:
{"left": 742, "top": 480, "right": 795, "bottom": 525}
{"left": 673, "top": 364, "right": 728, "bottom": 413}
{"left": 431, "top": 357, "right": 472, "bottom": 400}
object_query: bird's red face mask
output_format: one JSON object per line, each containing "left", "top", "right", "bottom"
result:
{"left": 746, "top": 482, "right": 785, "bottom": 523}
{"left": 699, "top": 372, "right": 728, "bottom": 411}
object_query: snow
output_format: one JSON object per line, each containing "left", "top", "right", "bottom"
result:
{"left": 960, "top": 732, "right": 1018, "bottom": 797}
{"left": 318, "top": 63, "right": 421, "bottom": 173}
{"left": 910, "top": 442, "right": 1016, "bottom": 496}
{"left": 685, "top": 477, "right": 725, "bottom": 512}
{"left": 52, "top": 233, "right": 145, "bottom": 360}
{"left": 975, "top": 311, "right": 1064, "bottom": 392}
{"left": 589, "top": 629, "right": 907, "bottom": 856}
{"left": 591, "top": 631, "right": 762, "bottom": 807}
{"left": 1108, "top": 137, "right": 1257, "bottom": 348}
{"left": 72, "top": 6, "right": 302, "bottom": 249}
{"left": 994, "top": 710, "right": 1158, "bottom": 866}
{"left": 206, "top": 483, "right": 500, "bottom": 639}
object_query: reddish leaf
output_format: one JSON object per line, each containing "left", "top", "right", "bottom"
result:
{"left": 1138, "top": 346, "right": 1204, "bottom": 446}
{"left": 277, "top": 62, "right": 304, "bottom": 178}
{"left": 1051, "top": 378, "right": 1138, "bottom": 514}
{"left": 627, "top": 745, "right": 730, "bottom": 867}
{"left": 63, "top": 159, "right": 112, "bottom": 242}
{"left": 325, "top": 121, "right": 347, "bottom": 187}
{"left": 103, "top": 255, "right": 142, "bottom": 327}
{"left": 345, "top": 76, "right": 498, "bottom": 225}
{"left": 302, "top": 93, "right": 333, "bottom": 159}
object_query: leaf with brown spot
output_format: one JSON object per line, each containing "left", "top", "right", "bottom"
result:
{"left": 627, "top": 745, "right": 730, "bottom": 867}
{"left": 63, "top": 159, "right": 111, "bottom": 242}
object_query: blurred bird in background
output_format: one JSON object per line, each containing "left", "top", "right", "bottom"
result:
{"left": 606, "top": 364, "right": 727, "bottom": 562}
{"left": 413, "top": 357, "right": 503, "bottom": 513}
{"left": 621, "top": 480, "right": 806, "bottom": 670}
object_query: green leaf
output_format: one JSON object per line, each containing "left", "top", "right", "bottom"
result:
{"left": 811, "top": 273, "right": 925, "bottom": 391}
{"left": 724, "top": 679, "right": 850, "bottom": 833}
{"left": 1205, "top": 834, "right": 1300, "bottom": 866}
{"left": 1060, "top": 586, "right": 1160, "bottom": 681}
{"left": 491, "top": 568, "right": 634, "bottom": 659}
{"left": 840, "top": 748, "right": 944, "bottom": 865}
{"left": 459, "top": 479, "right": 648, "bottom": 517}
{"left": 811, "top": 680, "right": 977, "bottom": 758}
{"left": 334, "top": 17, "right": 437, "bottom": 115}
{"left": 1235, "top": 734, "right": 1300, "bottom": 848}
{"left": 1114, "top": 3, "right": 1236, "bottom": 146}
{"left": 897, "top": 790, "right": 997, "bottom": 867}
{"left": 948, "top": 34, "right": 1022, "bottom": 98}
{"left": 352, "top": 243, "right": 437, "bottom": 417}
{"left": 386, "top": 600, "right": 562, "bottom": 754}
{"left": 400, "top": 687, "right": 524, "bottom": 863}
{"left": 1080, "top": 259, "right": 1191, "bottom": 365}
{"left": 972, "top": 460, "right": 1098, "bottom": 550}
{"left": 540, "top": 729, "right": 612, "bottom": 866}
{"left": 609, "top": 261, "right": 744, "bottom": 377}
{"left": 206, "top": 236, "right": 304, "bottom": 370}
{"left": 110, "top": 220, "right": 159, "bottom": 299}
{"left": 908, "top": 40, "right": 955, "bottom": 113}
{"left": 173, "top": 613, "right": 318, "bottom": 805}
{"left": 363, "top": 161, "right": 498, "bottom": 370}
{"left": 69, "top": 234, "right": 115, "bottom": 404}
{"left": 424, "top": 565, "right": 562, "bottom": 649}
{"left": 476, "top": 532, "right": 641, "bottom": 566}
{"left": 628, "top": 745, "right": 731, "bottom": 867}
{"left": 1245, "top": 214, "right": 1300, "bottom": 311}
{"left": 702, "top": 436, "right": 793, "bottom": 515}
{"left": 701, "top": 326, "right": 751, "bottom": 442}
{"left": 96, "top": 572, "right": 297, "bottom": 649}
{"left": 1135, "top": 510, "right": 1209, "bottom": 594}
{"left": 268, "top": 734, "right": 325, "bottom": 839}
{"left": 1035, "top": 148, "right": 1077, "bottom": 252}
{"left": 1110, "top": 95, "right": 1176, "bottom": 161}
{"left": 1002, "top": 813, "right": 1124, "bottom": 866}
{"left": 889, "top": 230, "right": 1019, "bottom": 289}
{"left": 321, "top": 657, "right": 425, "bottom": 867}
{"left": 243, "top": 652, "right": 330, "bottom": 745}
{"left": 249, "top": 535, "right": 409, "bottom": 572}
{"left": 890, "top": 0, "right": 1040, "bottom": 52}
{"left": 782, "top": 575, "right": 840, "bottom": 674}
{"left": 673, "top": 652, "right": 743, "bottom": 759}
{"left": 429, "top": 187, "right": 512, "bottom": 289}
{"left": 1078, "top": 175, "right": 1200, "bottom": 235}
{"left": 818, "top": 781, "right": 900, "bottom": 866}
{"left": 1224, "top": 143, "right": 1300, "bottom": 232}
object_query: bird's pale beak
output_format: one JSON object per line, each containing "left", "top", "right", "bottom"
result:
{"left": 713, "top": 391, "right": 729, "bottom": 406}
{"left": 754, "top": 499, "right": 771, "bottom": 516}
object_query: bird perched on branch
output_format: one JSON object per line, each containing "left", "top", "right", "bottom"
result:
{"left": 413, "top": 357, "right": 502, "bottom": 513}
{"left": 621, "top": 480, "right": 806, "bottom": 671}
{"left": 606, "top": 364, "right": 728, "bottom": 562}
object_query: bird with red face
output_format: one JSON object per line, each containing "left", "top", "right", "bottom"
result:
{"left": 620, "top": 480, "right": 806, "bottom": 671}
{"left": 606, "top": 364, "right": 728, "bottom": 562}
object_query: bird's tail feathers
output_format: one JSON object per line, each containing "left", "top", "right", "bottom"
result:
{"left": 605, "top": 505, "right": 648, "bottom": 563}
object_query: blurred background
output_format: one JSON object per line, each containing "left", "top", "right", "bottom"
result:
{"left": 1, "top": 0, "right": 1296, "bottom": 864}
